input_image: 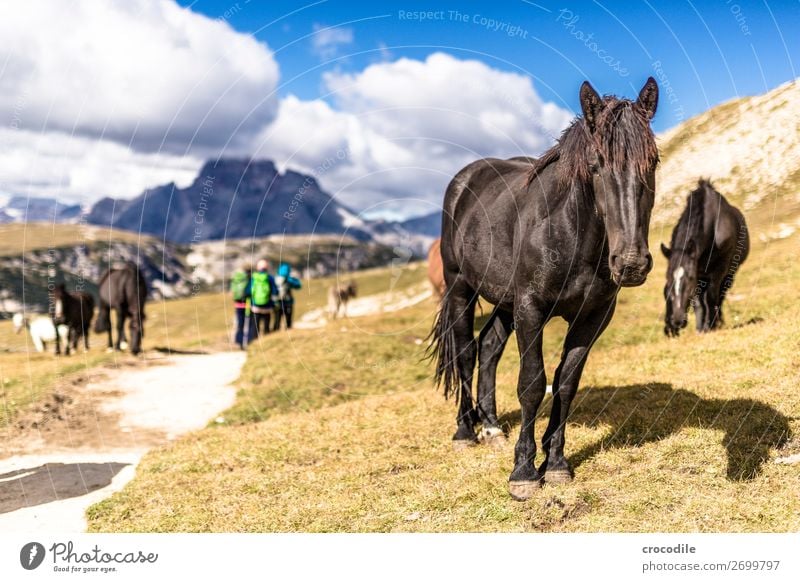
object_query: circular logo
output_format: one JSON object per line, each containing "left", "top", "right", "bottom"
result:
{"left": 19, "top": 542, "right": 46, "bottom": 570}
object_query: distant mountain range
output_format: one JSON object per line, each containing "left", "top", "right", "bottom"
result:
{"left": 0, "top": 196, "right": 83, "bottom": 224}
{"left": 0, "top": 159, "right": 441, "bottom": 256}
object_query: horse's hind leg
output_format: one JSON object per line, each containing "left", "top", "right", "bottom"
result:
{"left": 476, "top": 308, "right": 513, "bottom": 447}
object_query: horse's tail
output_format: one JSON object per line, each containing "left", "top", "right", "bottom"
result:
{"left": 426, "top": 291, "right": 460, "bottom": 402}
{"left": 94, "top": 303, "right": 110, "bottom": 333}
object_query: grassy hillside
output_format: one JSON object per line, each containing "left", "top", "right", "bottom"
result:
{"left": 86, "top": 223, "right": 800, "bottom": 532}
{"left": 0, "top": 289, "right": 233, "bottom": 428}
{"left": 0, "top": 260, "right": 426, "bottom": 430}
{"left": 0, "top": 223, "right": 148, "bottom": 256}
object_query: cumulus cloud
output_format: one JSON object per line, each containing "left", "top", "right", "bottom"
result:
{"left": 0, "top": 0, "right": 280, "bottom": 154}
{"left": 0, "top": 128, "right": 202, "bottom": 203}
{"left": 311, "top": 24, "right": 354, "bottom": 60}
{"left": 256, "top": 52, "right": 573, "bottom": 217}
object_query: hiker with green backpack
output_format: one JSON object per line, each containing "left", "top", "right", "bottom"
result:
{"left": 230, "top": 264, "right": 254, "bottom": 349}
{"left": 273, "top": 262, "right": 302, "bottom": 331}
{"left": 250, "top": 259, "right": 276, "bottom": 338}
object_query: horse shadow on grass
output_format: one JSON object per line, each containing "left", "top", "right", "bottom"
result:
{"left": 498, "top": 383, "right": 791, "bottom": 482}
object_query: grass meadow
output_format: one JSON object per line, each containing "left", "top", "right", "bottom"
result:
{"left": 85, "top": 211, "right": 800, "bottom": 532}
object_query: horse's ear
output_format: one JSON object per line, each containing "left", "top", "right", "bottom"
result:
{"left": 660, "top": 243, "right": 671, "bottom": 258}
{"left": 637, "top": 76, "right": 659, "bottom": 120}
{"left": 579, "top": 81, "right": 603, "bottom": 133}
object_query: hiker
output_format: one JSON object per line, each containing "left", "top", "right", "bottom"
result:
{"left": 273, "top": 263, "right": 302, "bottom": 331}
{"left": 230, "top": 264, "right": 253, "bottom": 349}
{"left": 250, "top": 259, "right": 276, "bottom": 338}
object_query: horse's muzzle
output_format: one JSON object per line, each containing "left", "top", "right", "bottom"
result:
{"left": 611, "top": 252, "right": 653, "bottom": 287}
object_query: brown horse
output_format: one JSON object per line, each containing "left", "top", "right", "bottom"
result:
{"left": 328, "top": 281, "right": 357, "bottom": 319}
{"left": 427, "top": 238, "right": 446, "bottom": 298}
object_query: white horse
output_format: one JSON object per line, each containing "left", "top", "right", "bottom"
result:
{"left": 12, "top": 313, "right": 69, "bottom": 353}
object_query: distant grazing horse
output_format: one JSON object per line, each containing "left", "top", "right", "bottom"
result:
{"left": 661, "top": 179, "right": 749, "bottom": 336}
{"left": 94, "top": 262, "right": 148, "bottom": 354}
{"left": 328, "top": 281, "right": 357, "bottom": 320}
{"left": 430, "top": 78, "right": 659, "bottom": 500}
{"left": 427, "top": 238, "right": 446, "bottom": 298}
{"left": 13, "top": 312, "right": 69, "bottom": 353}
{"left": 52, "top": 284, "right": 95, "bottom": 355}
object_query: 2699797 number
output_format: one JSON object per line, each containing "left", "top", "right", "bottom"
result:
{"left": 730, "top": 560, "right": 780, "bottom": 571}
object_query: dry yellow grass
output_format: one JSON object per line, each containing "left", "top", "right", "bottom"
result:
{"left": 0, "top": 223, "right": 148, "bottom": 256}
{"left": 86, "top": 228, "right": 800, "bottom": 532}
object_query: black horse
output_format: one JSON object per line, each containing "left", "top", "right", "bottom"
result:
{"left": 430, "top": 78, "right": 659, "bottom": 500}
{"left": 52, "top": 284, "right": 95, "bottom": 355}
{"left": 660, "top": 179, "right": 749, "bottom": 336}
{"left": 94, "top": 262, "right": 148, "bottom": 355}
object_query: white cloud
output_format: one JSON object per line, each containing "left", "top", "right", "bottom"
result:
{"left": 0, "top": 127, "right": 202, "bottom": 203}
{"left": 311, "top": 23, "right": 354, "bottom": 60}
{"left": 0, "top": 0, "right": 280, "bottom": 154}
{"left": 256, "top": 53, "right": 572, "bottom": 217}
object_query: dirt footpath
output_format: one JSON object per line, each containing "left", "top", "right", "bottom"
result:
{"left": 0, "top": 351, "right": 245, "bottom": 533}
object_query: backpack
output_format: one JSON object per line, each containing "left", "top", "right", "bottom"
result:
{"left": 230, "top": 271, "right": 249, "bottom": 302}
{"left": 275, "top": 276, "right": 291, "bottom": 301}
{"left": 251, "top": 271, "right": 272, "bottom": 306}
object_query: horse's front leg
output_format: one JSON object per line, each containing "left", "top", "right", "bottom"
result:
{"left": 65, "top": 327, "right": 74, "bottom": 356}
{"left": 115, "top": 309, "right": 126, "bottom": 350}
{"left": 541, "top": 302, "right": 615, "bottom": 484}
{"left": 54, "top": 321, "right": 62, "bottom": 355}
{"left": 508, "top": 303, "right": 547, "bottom": 500}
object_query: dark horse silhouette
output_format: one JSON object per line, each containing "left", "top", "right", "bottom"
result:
{"left": 430, "top": 78, "right": 659, "bottom": 500}
{"left": 660, "top": 179, "right": 749, "bottom": 336}
{"left": 94, "top": 262, "right": 148, "bottom": 355}
{"left": 52, "top": 284, "right": 95, "bottom": 355}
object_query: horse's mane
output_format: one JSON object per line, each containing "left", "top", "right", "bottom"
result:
{"left": 670, "top": 179, "right": 713, "bottom": 251}
{"left": 528, "top": 97, "right": 658, "bottom": 188}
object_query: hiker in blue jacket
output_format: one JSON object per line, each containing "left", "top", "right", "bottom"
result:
{"left": 272, "top": 263, "right": 302, "bottom": 331}
{"left": 250, "top": 259, "right": 276, "bottom": 338}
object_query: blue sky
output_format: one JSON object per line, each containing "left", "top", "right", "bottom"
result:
{"left": 180, "top": 0, "right": 799, "bottom": 133}
{"left": 1, "top": 1, "right": 797, "bottom": 219}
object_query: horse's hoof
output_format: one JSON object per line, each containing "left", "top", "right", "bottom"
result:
{"left": 508, "top": 480, "right": 541, "bottom": 501}
{"left": 478, "top": 426, "right": 507, "bottom": 448}
{"left": 544, "top": 469, "right": 574, "bottom": 484}
{"left": 452, "top": 439, "right": 477, "bottom": 451}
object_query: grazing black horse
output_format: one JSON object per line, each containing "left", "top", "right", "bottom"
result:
{"left": 52, "top": 284, "right": 95, "bottom": 355}
{"left": 430, "top": 78, "right": 659, "bottom": 500}
{"left": 660, "top": 179, "right": 749, "bottom": 336}
{"left": 94, "top": 262, "right": 148, "bottom": 355}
